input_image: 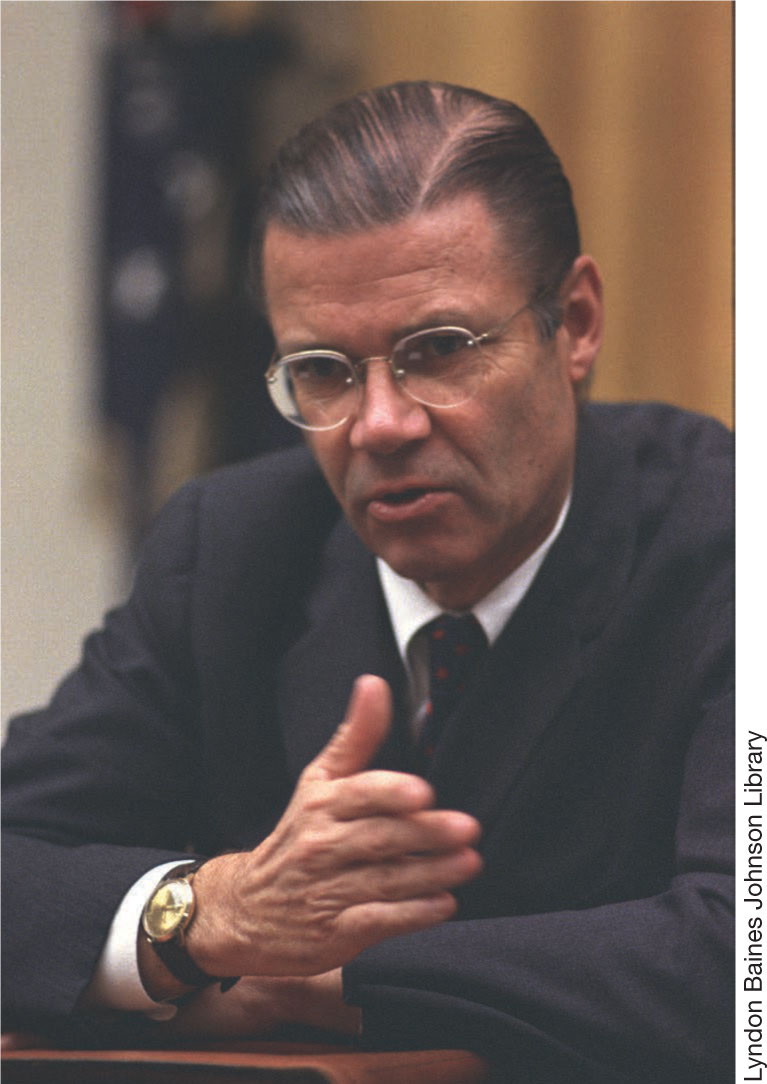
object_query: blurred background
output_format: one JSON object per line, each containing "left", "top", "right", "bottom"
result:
{"left": 2, "top": 0, "right": 732, "bottom": 727}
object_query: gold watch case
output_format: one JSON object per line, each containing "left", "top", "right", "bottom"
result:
{"left": 141, "top": 876, "right": 196, "bottom": 944}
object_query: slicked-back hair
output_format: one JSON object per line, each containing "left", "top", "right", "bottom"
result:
{"left": 256, "top": 81, "right": 581, "bottom": 338}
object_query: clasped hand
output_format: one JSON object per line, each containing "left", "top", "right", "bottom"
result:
{"left": 186, "top": 674, "right": 482, "bottom": 980}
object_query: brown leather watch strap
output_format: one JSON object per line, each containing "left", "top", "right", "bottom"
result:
{"left": 147, "top": 929, "right": 220, "bottom": 989}
{"left": 144, "top": 861, "right": 239, "bottom": 992}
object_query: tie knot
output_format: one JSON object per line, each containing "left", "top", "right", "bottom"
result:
{"left": 427, "top": 612, "right": 486, "bottom": 656}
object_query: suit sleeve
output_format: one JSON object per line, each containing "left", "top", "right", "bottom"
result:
{"left": 1, "top": 481, "right": 207, "bottom": 1024}
{"left": 343, "top": 619, "right": 734, "bottom": 1083}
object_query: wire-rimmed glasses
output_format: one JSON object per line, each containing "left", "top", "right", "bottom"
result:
{"left": 265, "top": 300, "right": 536, "bottom": 432}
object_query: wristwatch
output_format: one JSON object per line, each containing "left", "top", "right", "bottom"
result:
{"left": 141, "top": 861, "right": 226, "bottom": 989}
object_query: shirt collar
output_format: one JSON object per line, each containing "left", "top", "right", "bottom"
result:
{"left": 378, "top": 491, "right": 571, "bottom": 664}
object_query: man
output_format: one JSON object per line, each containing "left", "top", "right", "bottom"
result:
{"left": 2, "top": 82, "right": 732, "bottom": 1081}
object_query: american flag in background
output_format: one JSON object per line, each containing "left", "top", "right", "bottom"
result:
{"left": 100, "top": 1, "right": 300, "bottom": 553}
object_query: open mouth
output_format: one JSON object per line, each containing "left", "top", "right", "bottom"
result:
{"left": 379, "top": 487, "right": 430, "bottom": 505}
{"left": 366, "top": 486, "right": 450, "bottom": 523}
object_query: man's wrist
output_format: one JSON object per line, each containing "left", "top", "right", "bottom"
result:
{"left": 79, "top": 859, "right": 198, "bottom": 1017}
{"left": 139, "top": 859, "right": 240, "bottom": 1002}
{"left": 137, "top": 927, "right": 200, "bottom": 1003}
{"left": 182, "top": 853, "right": 245, "bottom": 978}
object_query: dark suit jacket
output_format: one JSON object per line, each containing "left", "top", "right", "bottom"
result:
{"left": 2, "top": 403, "right": 733, "bottom": 1081}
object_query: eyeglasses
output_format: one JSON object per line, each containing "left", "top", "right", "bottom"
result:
{"left": 265, "top": 300, "right": 536, "bottom": 431}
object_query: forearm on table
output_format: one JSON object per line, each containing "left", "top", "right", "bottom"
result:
{"left": 166, "top": 969, "right": 361, "bottom": 1040}
{"left": 85, "top": 859, "right": 361, "bottom": 1038}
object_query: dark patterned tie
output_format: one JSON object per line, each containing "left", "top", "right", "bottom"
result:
{"left": 417, "top": 613, "right": 488, "bottom": 766}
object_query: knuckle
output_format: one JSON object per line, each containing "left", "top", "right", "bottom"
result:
{"left": 293, "top": 831, "right": 337, "bottom": 874}
{"left": 362, "top": 832, "right": 398, "bottom": 863}
{"left": 385, "top": 773, "right": 434, "bottom": 809}
{"left": 350, "top": 817, "right": 399, "bottom": 861}
{"left": 298, "top": 780, "right": 331, "bottom": 815}
{"left": 303, "top": 876, "right": 347, "bottom": 920}
{"left": 357, "top": 771, "right": 432, "bottom": 812}
{"left": 374, "top": 861, "right": 404, "bottom": 901}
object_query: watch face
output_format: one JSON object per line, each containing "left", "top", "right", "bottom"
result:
{"left": 143, "top": 879, "right": 194, "bottom": 942}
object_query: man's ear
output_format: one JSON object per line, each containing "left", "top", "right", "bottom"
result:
{"left": 559, "top": 255, "right": 604, "bottom": 385}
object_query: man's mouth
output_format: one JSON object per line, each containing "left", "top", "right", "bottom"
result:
{"left": 378, "top": 487, "right": 430, "bottom": 505}
{"left": 365, "top": 485, "right": 452, "bottom": 523}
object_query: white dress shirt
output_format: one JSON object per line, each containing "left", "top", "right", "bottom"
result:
{"left": 85, "top": 494, "right": 570, "bottom": 1014}
{"left": 378, "top": 492, "right": 571, "bottom": 733}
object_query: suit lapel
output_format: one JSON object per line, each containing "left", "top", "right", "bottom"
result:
{"left": 276, "top": 518, "right": 411, "bottom": 780}
{"left": 427, "top": 407, "right": 639, "bottom": 829}
{"left": 428, "top": 592, "right": 582, "bottom": 827}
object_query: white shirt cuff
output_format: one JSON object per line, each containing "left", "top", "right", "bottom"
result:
{"left": 83, "top": 859, "right": 195, "bottom": 1021}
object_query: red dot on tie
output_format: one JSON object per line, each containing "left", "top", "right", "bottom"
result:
{"left": 435, "top": 666, "right": 449, "bottom": 681}
{"left": 454, "top": 642, "right": 469, "bottom": 655}
{"left": 432, "top": 627, "right": 446, "bottom": 640}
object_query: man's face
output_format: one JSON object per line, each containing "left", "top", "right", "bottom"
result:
{"left": 263, "top": 194, "right": 597, "bottom": 610}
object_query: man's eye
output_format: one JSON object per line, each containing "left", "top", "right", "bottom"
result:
{"left": 399, "top": 331, "right": 474, "bottom": 374}
{"left": 421, "top": 332, "right": 471, "bottom": 357}
{"left": 291, "top": 356, "right": 345, "bottom": 382}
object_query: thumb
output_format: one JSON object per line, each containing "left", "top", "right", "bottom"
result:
{"left": 306, "top": 675, "right": 392, "bottom": 782}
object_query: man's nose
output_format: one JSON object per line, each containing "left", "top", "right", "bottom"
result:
{"left": 348, "top": 359, "right": 431, "bottom": 453}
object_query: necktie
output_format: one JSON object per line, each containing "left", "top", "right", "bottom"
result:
{"left": 417, "top": 613, "right": 488, "bottom": 765}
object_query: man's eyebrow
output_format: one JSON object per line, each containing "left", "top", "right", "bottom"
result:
{"left": 274, "top": 337, "right": 342, "bottom": 356}
{"left": 397, "top": 310, "right": 480, "bottom": 337}
{"left": 274, "top": 311, "right": 483, "bottom": 358}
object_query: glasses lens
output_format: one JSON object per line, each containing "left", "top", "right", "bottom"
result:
{"left": 268, "top": 353, "right": 356, "bottom": 430}
{"left": 394, "top": 328, "right": 481, "bottom": 407}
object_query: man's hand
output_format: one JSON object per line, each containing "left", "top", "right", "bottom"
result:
{"left": 184, "top": 675, "right": 481, "bottom": 981}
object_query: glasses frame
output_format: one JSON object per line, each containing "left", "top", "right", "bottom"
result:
{"left": 265, "top": 298, "right": 538, "bottom": 432}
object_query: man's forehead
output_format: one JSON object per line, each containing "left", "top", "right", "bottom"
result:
{"left": 261, "top": 194, "right": 519, "bottom": 319}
